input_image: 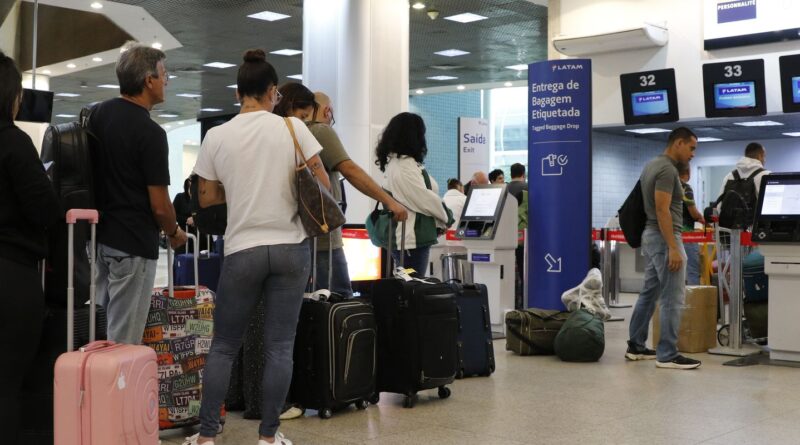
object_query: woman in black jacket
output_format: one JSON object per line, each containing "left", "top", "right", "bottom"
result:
{"left": 0, "top": 51, "right": 60, "bottom": 443}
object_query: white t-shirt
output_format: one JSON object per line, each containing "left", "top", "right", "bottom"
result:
{"left": 193, "top": 112, "right": 322, "bottom": 255}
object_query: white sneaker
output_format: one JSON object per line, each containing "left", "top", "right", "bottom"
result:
{"left": 279, "top": 405, "right": 304, "bottom": 420}
{"left": 182, "top": 433, "right": 213, "bottom": 445}
{"left": 259, "top": 432, "right": 292, "bottom": 445}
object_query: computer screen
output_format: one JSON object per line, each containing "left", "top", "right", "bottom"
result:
{"left": 341, "top": 227, "right": 382, "bottom": 281}
{"left": 714, "top": 81, "right": 757, "bottom": 109}
{"left": 793, "top": 76, "right": 800, "bottom": 104}
{"left": 631, "top": 90, "right": 670, "bottom": 116}
{"left": 760, "top": 180, "right": 800, "bottom": 216}
{"left": 464, "top": 187, "right": 504, "bottom": 218}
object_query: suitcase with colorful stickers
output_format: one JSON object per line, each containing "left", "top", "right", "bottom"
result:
{"left": 143, "top": 233, "right": 225, "bottom": 431}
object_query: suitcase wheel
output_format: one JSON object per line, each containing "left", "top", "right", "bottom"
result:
{"left": 368, "top": 393, "right": 380, "bottom": 405}
{"left": 355, "top": 399, "right": 369, "bottom": 410}
{"left": 456, "top": 369, "right": 465, "bottom": 379}
{"left": 438, "top": 386, "right": 451, "bottom": 399}
{"left": 318, "top": 408, "right": 333, "bottom": 419}
{"left": 402, "top": 393, "right": 418, "bottom": 409}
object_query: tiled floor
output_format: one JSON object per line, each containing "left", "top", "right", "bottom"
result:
{"left": 155, "top": 286, "right": 800, "bottom": 445}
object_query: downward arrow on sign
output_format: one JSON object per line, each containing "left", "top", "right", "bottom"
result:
{"left": 544, "top": 254, "right": 562, "bottom": 273}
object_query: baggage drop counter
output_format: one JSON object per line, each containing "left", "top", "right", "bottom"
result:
{"left": 456, "top": 185, "right": 517, "bottom": 336}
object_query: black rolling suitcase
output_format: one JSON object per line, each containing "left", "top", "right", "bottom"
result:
{"left": 450, "top": 282, "right": 495, "bottom": 378}
{"left": 289, "top": 238, "right": 377, "bottom": 419}
{"left": 371, "top": 220, "right": 458, "bottom": 408}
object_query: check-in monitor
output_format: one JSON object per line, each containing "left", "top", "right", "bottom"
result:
{"left": 753, "top": 173, "right": 800, "bottom": 243}
{"left": 16, "top": 89, "right": 54, "bottom": 123}
{"left": 714, "top": 81, "right": 757, "bottom": 109}
{"left": 457, "top": 184, "right": 509, "bottom": 240}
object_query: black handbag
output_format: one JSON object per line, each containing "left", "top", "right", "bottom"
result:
{"left": 284, "top": 118, "right": 346, "bottom": 237}
{"left": 190, "top": 173, "right": 227, "bottom": 236}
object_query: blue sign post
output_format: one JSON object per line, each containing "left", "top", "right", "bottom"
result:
{"left": 527, "top": 59, "right": 592, "bottom": 310}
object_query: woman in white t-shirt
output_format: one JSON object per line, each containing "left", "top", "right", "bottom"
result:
{"left": 188, "top": 49, "right": 329, "bottom": 445}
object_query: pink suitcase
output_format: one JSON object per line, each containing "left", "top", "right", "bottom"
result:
{"left": 53, "top": 209, "right": 160, "bottom": 445}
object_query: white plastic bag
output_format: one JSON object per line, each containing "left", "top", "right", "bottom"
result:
{"left": 561, "top": 268, "right": 611, "bottom": 321}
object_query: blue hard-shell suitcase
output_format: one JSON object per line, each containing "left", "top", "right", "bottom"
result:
{"left": 450, "top": 282, "right": 495, "bottom": 378}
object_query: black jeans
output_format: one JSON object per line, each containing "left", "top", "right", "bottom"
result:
{"left": 0, "top": 257, "right": 45, "bottom": 444}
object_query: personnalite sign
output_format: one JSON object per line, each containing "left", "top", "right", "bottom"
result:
{"left": 527, "top": 60, "right": 592, "bottom": 310}
{"left": 458, "top": 117, "right": 490, "bottom": 184}
{"left": 704, "top": 0, "right": 800, "bottom": 49}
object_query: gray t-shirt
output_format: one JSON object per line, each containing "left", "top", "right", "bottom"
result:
{"left": 640, "top": 155, "right": 683, "bottom": 234}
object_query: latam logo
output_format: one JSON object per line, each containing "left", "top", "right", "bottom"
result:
{"left": 717, "top": 0, "right": 756, "bottom": 24}
{"left": 635, "top": 94, "right": 664, "bottom": 103}
{"left": 720, "top": 86, "right": 751, "bottom": 95}
{"left": 551, "top": 64, "right": 584, "bottom": 72}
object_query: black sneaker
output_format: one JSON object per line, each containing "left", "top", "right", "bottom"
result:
{"left": 625, "top": 341, "right": 656, "bottom": 361}
{"left": 656, "top": 355, "right": 702, "bottom": 369}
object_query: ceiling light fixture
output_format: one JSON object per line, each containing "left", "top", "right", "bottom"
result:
{"left": 66, "top": 63, "right": 77, "bottom": 69}
{"left": 434, "top": 49, "right": 470, "bottom": 57}
{"left": 168, "top": 75, "right": 177, "bottom": 79}
{"left": 158, "top": 114, "right": 179, "bottom": 118}
{"left": 457, "top": 85, "right": 466, "bottom": 90}
{"left": 42, "top": 69, "right": 51, "bottom": 75}
{"left": 782, "top": 132, "right": 800, "bottom": 137}
{"left": 203, "top": 62, "right": 235, "bottom": 69}
{"left": 287, "top": 74, "right": 303, "bottom": 80}
{"left": 56, "top": 93, "right": 81, "bottom": 97}
{"left": 234, "top": 102, "right": 241, "bottom": 106}
{"left": 412, "top": 2, "right": 426, "bottom": 10}
{"left": 270, "top": 49, "right": 302, "bottom": 56}
{"left": 505, "top": 64, "right": 528, "bottom": 71}
{"left": 697, "top": 137, "right": 723, "bottom": 142}
{"left": 176, "top": 93, "right": 202, "bottom": 98}
{"left": 248, "top": 11, "right": 290, "bottom": 21}
{"left": 733, "top": 120, "right": 784, "bottom": 127}
{"left": 97, "top": 84, "right": 119, "bottom": 88}
{"left": 624, "top": 128, "right": 671, "bottom": 134}
{"left": 427, "top": 75, "right": 458, "bottom": 80}
{"left": 227, "top": 84, "right": 237, "bottom": 89}
{"left": 56, "top": 114, "right": 77, "bottom": 118}
{"left": 504, "top": 81, "right": 513, "bottom": 87}
{"left": 90, "top": 2, "right": 103, "bottom": 10}
{"left": 201, "top": 108, "right": 223, "bottom": 112}
{"left": 164, "top": 125, "right": 172, "bottom": 129}
{"left": 92, "top": 57, "right": 103, "bottom": 62}
{"left": 152, "top": 42, "right": 163, "bottom": 50}
{"left": 415, "top": 89, "right": 424, "bottom": 94}
{"left": 444, "top": 12, "right": 488, "bottom": 23}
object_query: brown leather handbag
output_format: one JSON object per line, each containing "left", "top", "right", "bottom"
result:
{"left": 284, "top": 118, "right": 346, "bottom": 237}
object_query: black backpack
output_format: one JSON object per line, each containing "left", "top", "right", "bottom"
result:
{"left": 189, "top": 173, "right": 227, "bottom": 235}
{"left": 715, "top": 168, "right": 764, "bottom": 230}
{"left": 617, "top": 180, "right": 646, "bottom": 248}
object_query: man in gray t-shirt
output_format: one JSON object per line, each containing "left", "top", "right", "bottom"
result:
{"left": 626, "top": 127, "right": 701, "bottom": 370}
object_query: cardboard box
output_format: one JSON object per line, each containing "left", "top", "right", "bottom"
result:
{"left": 652, "top": 285, "right": 717, "bottom": 353}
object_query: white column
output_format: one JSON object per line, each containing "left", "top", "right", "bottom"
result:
{"left": 303, "top": 0, "right": 409, "bottom": 223}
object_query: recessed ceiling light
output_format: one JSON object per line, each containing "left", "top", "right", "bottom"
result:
{"left": 457, "top": 85, "right": 466, "bottom": 90}
{"left": 270, "top": 49, "right": 302, "bottom": 56}
{"left": 287, "top": 74, "right": 303, "bottom": 80}
{"left": 227, "top": 84, "right": 237, "bottom": 89}
{"left": 427, "top": 75, "right": 458, "bottom": 80}
{"left": 733, "top": 120, "right": 783, "bottom": 127}
{"left": 56, "top": 93, "right": 81, "bottom": 97}
{"left": 415, "top": 89, "right": 424, "bottom": 94}
{"left": 234, "top": 102, "right": 241, "bottom": 106}
{"left": 164, "top": 125, "right": 172, "bottom": 129}
{"left": 66, "top": 63, "right": 77, "bottom": 69}
{"left": 444, "top": 13, "right": 488, "bottom": 23}
{"left": 506, "top": 64, "right": 528, "bottom": 71}
{"left": 504, "top": 82, "right": 513, "bottom": 87}
{"left": 168, "top": 75, "right": 177, "bottom": 79}
{"left": 42, "top": 69, "right": 51, "bottom": 75}
{"left": 434, "top": 49, "right": 470, "bottom": 57}
{"left": 92, "top": 57, "right": 103, "bottom": 62}
{"left": 625, "top": 128, "right": 671, "bottom": 134}
{"left": 783, "top": 132, "right": 800, "bottom": 137}
{"left": 152, "top": 42, "right": 163, "bottom": 50}
{"left": 200, "top": 108, "right": 223, "bottom": 112}
{"left": 248, "top": 10, "right": 290, "bottom": 21}
{"left": 412, "top": 2, "right": 426, "bottom": 10}
{"left": 177, "top": 121, "right": 184, "bottom": 125}
{"left": 158, "top": 114, "right": 179, "bottom": 118}
{"left": 90, "top": 2, "right": 102, "bottom": 9}
{"left": 697, "top": 137, "right": 723, "bottom": 142}
{"left": 56, "top": 114, "right": 77, "bottom": 118}
{"left": 176, "top": 93, "right": 202, "bottom": 98}
{"left": 204, "top": 62, "right": 235, "bottom": 69}
{"left": 97, "top": 84, "right": 119, "bottom": 88}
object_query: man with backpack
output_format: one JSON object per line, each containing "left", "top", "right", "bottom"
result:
{"left": 715, "top": 142, "right": 770, "bottom": 229}
{"left": 626, "top": 127, "right": 701, "bottom": 370}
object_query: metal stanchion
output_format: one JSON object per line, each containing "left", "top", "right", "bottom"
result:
{"left": 600, "top": 229, "right": 624, "bottom": 322}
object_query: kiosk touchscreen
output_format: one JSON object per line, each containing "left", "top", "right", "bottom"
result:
{"left": 457, "top": 185, "right": 509, "bottom": 240}
{"left": 752, "top": 173, "right": 800, "bottom": 243}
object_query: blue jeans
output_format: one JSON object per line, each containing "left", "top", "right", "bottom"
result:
{"left": 198, "top": 241, "right": 311, "bottom": 438}
{"left": 315, "top": 247, "right": 353, "bottom": 297}
{"left": 685, "top": 242, "right": 700, "bottom": 285}
{"left": 95, "top": 243, "right": 157, "bottom": 344}
{"left": 391, "top": 246, "right": 431, "bottom": 277}
{"left": 628, "top": 228, "right": 687, "bottom": 362}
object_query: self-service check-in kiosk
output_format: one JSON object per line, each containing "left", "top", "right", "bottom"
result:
{"left": 456, "top": 184, "right": 518, "bottom": 335}
{"left": 752, "top": 173, "right": 800, "bottom": 362}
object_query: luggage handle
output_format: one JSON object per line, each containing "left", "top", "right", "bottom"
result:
{"left": 385, "top": 212, "right": 406, "bottom": 276}
{"left": 308, "top": 233, "right": 335, "bottom": 297}
{"left": 78, "top": 340, "right": 116, "bottom": 353}
{"left": 66, "top": 209, "right": 98, "bottom": 352}
{"left": 167, "top": 232, "right": 199, "bottom": 298}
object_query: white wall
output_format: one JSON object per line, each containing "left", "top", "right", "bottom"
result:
{"left": 554, "top": 0, "right": 800, "bottom": 125}
{"left": 0, "top": 1, "right": 20, "bottom": 57}
{"left": 164, "top": 122, "right": 201, "bottom": 199}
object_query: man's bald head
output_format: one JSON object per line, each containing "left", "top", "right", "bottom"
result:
{"left": 313, "top": 91, "right": 333, "bottom": 124}
{"left": 472, "top": 171, "right": 489, "bottom": 185}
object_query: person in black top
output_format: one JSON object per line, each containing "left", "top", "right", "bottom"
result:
{"left": 89, "top": 43, "right": 187, "bottom": 344}
{"left": 506, "top": 162, "right": 528, "bottom": 204}
{"left": 0, "top": 51, "right": 60, "bottom": 444}
{"left": 172, "top": 177, "right": 208, "bottom": 253}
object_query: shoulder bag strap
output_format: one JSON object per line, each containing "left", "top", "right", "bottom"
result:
{"left": 747, "top": 168, "right": 765, "bottom": 180}
{"left": 284, "top": 117, "right": 308, "bottom": 169}
{"left": 732, "top": 170, "right": 741, "bottom": 181}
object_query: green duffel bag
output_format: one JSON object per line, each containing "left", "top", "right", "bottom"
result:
{"left": 554, "top": 308, "right": 605, "bottom": 362}
{"left": 505, "top": 308, "right": 571, "bottom": 355}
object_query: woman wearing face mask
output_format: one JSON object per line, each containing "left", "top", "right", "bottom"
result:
{"left": 0, "top": 51, "right": 60, "bottom": 444}
{"left": 187, "top": 49, "right": 329, "bottom": 445}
